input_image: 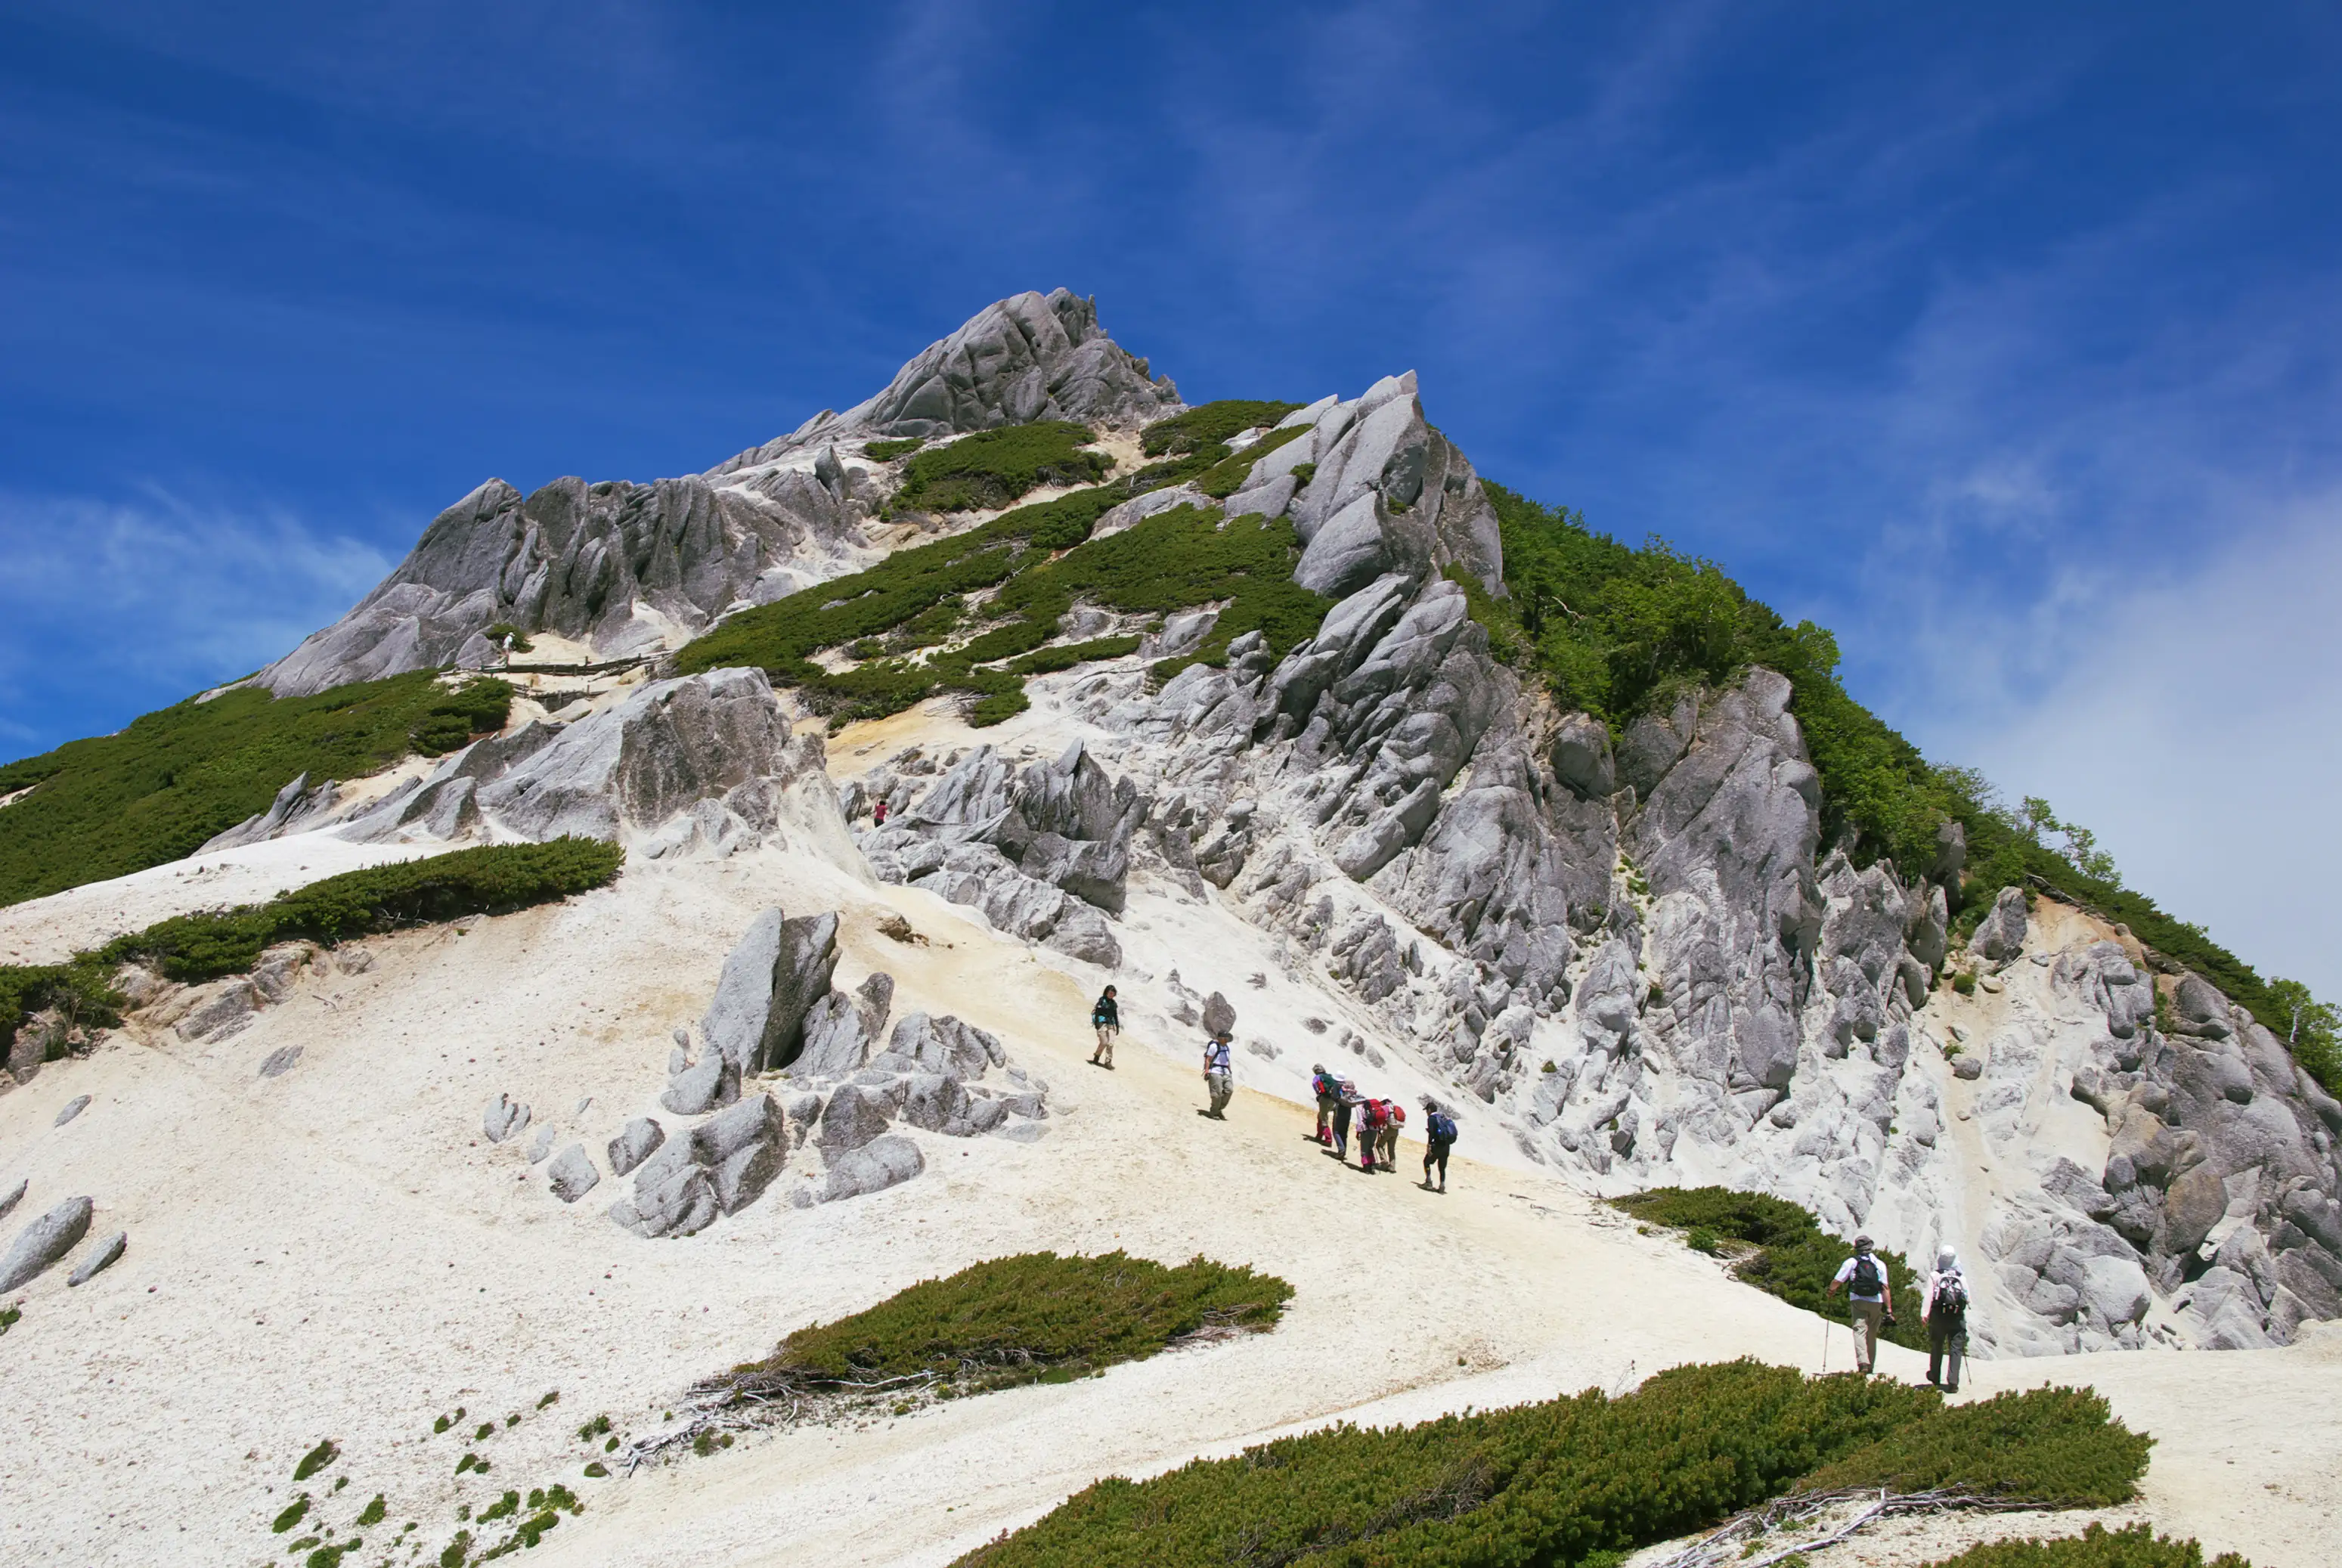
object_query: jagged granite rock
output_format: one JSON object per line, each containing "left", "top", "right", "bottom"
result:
{"left": 821, "top": 1134, "right": 925, "bottom": 1203}
{"left": 54, "top": 1095, "right": 89, "bottom": 1127}
{"left": 66, "top": 1230, "right": 126, "bottom": 1287}
{"left": 611, "top": 1095, "right": 787, "bottom": 1237}
{"left": 547, "top": 1145, "right": 602, "bottom": 1204}
{"left": 713, "top": 290, "right": 1178, "bottom": 463}
{"left": 0, "top": 1196, "right": 94, "bottom": 1292}
{"left": 700, "top": 908, "right": 841, "bottom": 1074}
{"left": 660, "top": 1055, "right": 740, "bottom": 1117}
{"left": 607, "top": 1117, "right": 666, "bottom": 1177}
{"left": 482, "top": 1094, "right": 530, "bottom": 1144}
{"left": 0, "top": 1178, "right": 22, "bottom": 1222}
{"left": 342, "top": 668, "right": 849, "bottom": 862}
{"left": 177, "top": 981, "right": 261, "bottom": 1043}
{"left": 817, "top": 1083, "right": 897, "bottom": 1154}
{"left": 258, "top": 1046, "right": 304, "bottom": 1079}
{"left": 528, "top": 1125, "right": 556, "bottom": 1163}
{"left": 794, "top": 972, "right": 897, "bottom": 1078}
{"left": 1201, "top": 992, "right": 1238, "bottom": 1037}
{"left": 1969, "top": 887, "right": 2030, "bottom": 962}
{"left": 200, "top": 772, "right": 342, "bottom": 853}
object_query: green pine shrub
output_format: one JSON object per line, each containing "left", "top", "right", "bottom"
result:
{"left": 959, "top": 1367, "right": 2149, "bottom": 1568}
{"left": 959, "top": 1362, "right": 1932, "bottom": 1567}
{"left": 1916, "top": 1524, "right": 2250, "bottom": 1568}
{"left": 1193, "top": 426, "right": 1309, "bottom": 498}
{"left": 717, "top": 1252, "right": 1290, "bottom": 1403}
{"left": 92, "top": 838, "right": 622, "bottom": 984}
{"left": 1610, "top": 1187, "right": 1924, "bottom": 1350}
{"left": 863, "top": 437, "right": 926, "bottom": 460}
{"left": 1139, "top": 401, "right": 1303, "bottom": 457}
{"left": 0, "top": 673, "right": 513, "bottom": 908}
{"left": 292, "top": 1439, "right": 339, "bottom": 1482}
{"left": 1810, "top": 1387, "right": 2151, "bottom": 1506}
{"left": 892, "top": 423, "right": 1110, "bottom": 513}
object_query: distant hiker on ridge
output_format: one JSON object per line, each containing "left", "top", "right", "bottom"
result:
{"left": 1825, "top": 1234, "right": 1894, "bottom": 1376}
{"left": 872, "top": 797, "right": 888, "bottom": 826}
{"left": 1420, "top": 1097, "right": 1457, "bottom": 1193}
{"left": 1089, "top": 985, "right": 1120, "bottom": 1069}
{"left": 1921, "top": 1244, "right": 1969, "bottom": 1392}
{"left": 1200, "top": 1030, "right": 1235, "bottom": 1119}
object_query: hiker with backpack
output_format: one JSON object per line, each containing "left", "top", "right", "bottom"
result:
{"left": 1200, "top": 1030, "right": 1235, "bottom": 1119}
{"left": 1824, "top": 1235, "right": 1894, "bottom": 1376}
{"left": 1089, "top": 985, "right": 1120, "bottom": 1069}
{"left": 1921, "top": 1244, "right": 1969, "bottom": 1392}
{"left": 1421, "top": 1098, "right": 1458, "bottom": 1191}
{"left": 1377, "top": 1098, "right": 1405, "bottom": 1170}
{"left": 1355, "top": 1096, "right": 1389, "bottom": 1172}
{"left": 1331, "top": 1077, "right": 1364, "bottom": 1157}
{"left": 1311, "top": 1064, "right": 1340, "bottom": 1145}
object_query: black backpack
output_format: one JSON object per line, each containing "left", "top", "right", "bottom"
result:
{"left": 1851, "top": 1255, "right": 1882, "bottom": 1296}
{"left": 1931, "top": 1272, "right": 1968, "bottom": 1324}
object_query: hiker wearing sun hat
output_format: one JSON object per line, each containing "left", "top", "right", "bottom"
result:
{"left": 1825, "top": 1234, "right": 1894, "bottom": 1375}
{"left": 1921, "top": 1244, "right": 1970, "bottom": 1392}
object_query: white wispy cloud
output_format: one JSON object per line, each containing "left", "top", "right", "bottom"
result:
{"left": 0, "top": 487, "right": 389, "bottom": 708}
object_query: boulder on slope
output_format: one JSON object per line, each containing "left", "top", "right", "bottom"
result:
{"left": 0, "top": 1196, "right": 94, "bottom": 1292}
{"left": 701, "top": 909, "right": 841, "bottom": 1074}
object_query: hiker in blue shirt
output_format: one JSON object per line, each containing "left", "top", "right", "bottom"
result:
{"left": 1420, "top": 1096, "right": 1458, "bottom": 1192}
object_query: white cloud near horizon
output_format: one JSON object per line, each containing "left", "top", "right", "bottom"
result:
{"left": 0, "top": 488, "right": 389, "bottom": 745}
{"left": 1916, "top": 490, "right": 2342, "bottom": 1002}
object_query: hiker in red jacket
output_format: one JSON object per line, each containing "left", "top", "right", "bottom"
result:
{"left": 1355, "top": 1096, "right": 1389, "bottom": 1172}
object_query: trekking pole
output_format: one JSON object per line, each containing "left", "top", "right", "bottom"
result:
{"left": 1820, "top": 1315, "right": 1829, "bottom": 1375}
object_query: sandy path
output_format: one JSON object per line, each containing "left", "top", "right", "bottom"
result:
{"left": 4, "top": 838, "right": 2338, "bottom": 1568}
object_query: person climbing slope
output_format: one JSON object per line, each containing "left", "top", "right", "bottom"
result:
{"left": 1377, "top": 1098, "right": 1405, "bottom": 1170}
{"left": 1311, "top": 1064, "right": 1340, "bottom": 1145}
{"left": 1089, "top": 985, "right": 1120, "bottom": 1069}
{"left": 872, "top": 797, "right": 889, "bottom": 826}
{"left": 1825, "top": 1235, "right": 1894, "bottom": 1376}
{"left": 1420, "top": 1098, "right": 1457, "bottom": 1192}
{"left": 1200, "top": 1030, "right": 1235, "bottom": 1119}
{"left": 1921, "top": 1244, "right": 1969, "bottom": 1392}
{"left": 1355, "top": 1095, "right": 1389, "bottom": 1172}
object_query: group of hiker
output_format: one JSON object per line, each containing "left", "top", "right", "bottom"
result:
{"left": 1309, "top": 1063, "right": 1461, "bottom": 1191}
{"left": 1086, "top": 987, "right": 1462, "bottom": 1193}
{"left": 1823, "top": 1233, "right": 1971, "bottom": 1390}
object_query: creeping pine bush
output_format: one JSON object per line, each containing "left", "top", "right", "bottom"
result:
{"left": 93, "top": 838, "right": 623, "bottom": 984}
{"left": 0, "top": 672, "right": 514, "bottom": 907}
{"left": 863, "top": 437, "right": 925, "bottom": 460}
{"left": 719, "top": 1252, "right": 1290, "bottom": 1401}
{"left": 959, "top": 1368, "right": 2151, "bottom": 1568}
{"left": 1609, "top": 1188, "right": 1925, "bottom": 1351}
{"left": 891, "top": 423, "right": 1111, "bottom": 513}
{"left": 1918, "top": 1524, "right": 2249, "bottom": 1568}
{"left": 1140, "top": 401, "right": 1303, "bottom": 457}
{"left": 1809, "top": 1387, "right": 2151, "bottom": 1507}
{"left": 676, "top": 476, "right": 1325, "bottom": 727}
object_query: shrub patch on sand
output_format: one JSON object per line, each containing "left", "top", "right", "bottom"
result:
{"left": 954, "top": 1363, "right": 2150, "bottom": 1567}
{"left": 0, "top": 673, "right": 512, "bottom": 908}
{"left": 1611, "top": 1185, "right": 1926, "bottom": 1352}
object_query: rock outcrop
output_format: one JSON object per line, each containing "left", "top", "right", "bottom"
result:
{"left": 0, "top": 1196, "right": 94, "bottom": 1292}
{"left": 254, "top": 291, "right": 1176, "bottom": 696}
{"left": 699, "top": 908, "right": 841, "bottom": 1074}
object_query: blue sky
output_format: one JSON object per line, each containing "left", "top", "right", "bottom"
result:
{"left": 5, "top": 2, "right": 2340, "bottom": 994}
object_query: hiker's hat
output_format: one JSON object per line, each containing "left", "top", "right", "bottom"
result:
{"left": 1854, "top": 1235, "right": 1873, "bottom": 1250}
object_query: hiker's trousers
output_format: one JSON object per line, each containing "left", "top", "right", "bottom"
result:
{"left": 1928, "top": 1319, "right": 1966, "bottom": 1391}
{"left": 1425, "top": 1139, "right": 1452, "bottom": 1185}
{"left": 1849, "top": 1300, "right": 1885, "bottom": 1372}
{"left": 1331, "top": 1103, "right": 1352, "bottom": 1154}
{"left": 1206, "top": 1070, "right": 1233, "bottom": 1115}
{"left": 1093, "top": 1025, "right": 1117, "bottom": 1064}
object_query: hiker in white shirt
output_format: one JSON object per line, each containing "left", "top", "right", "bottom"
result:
{"left": 1824, "top": 1234, "right": 1894, "bottom": 1375}
{"left": 1200, "top": 1031, "right": 1235, "bottom": 1119}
